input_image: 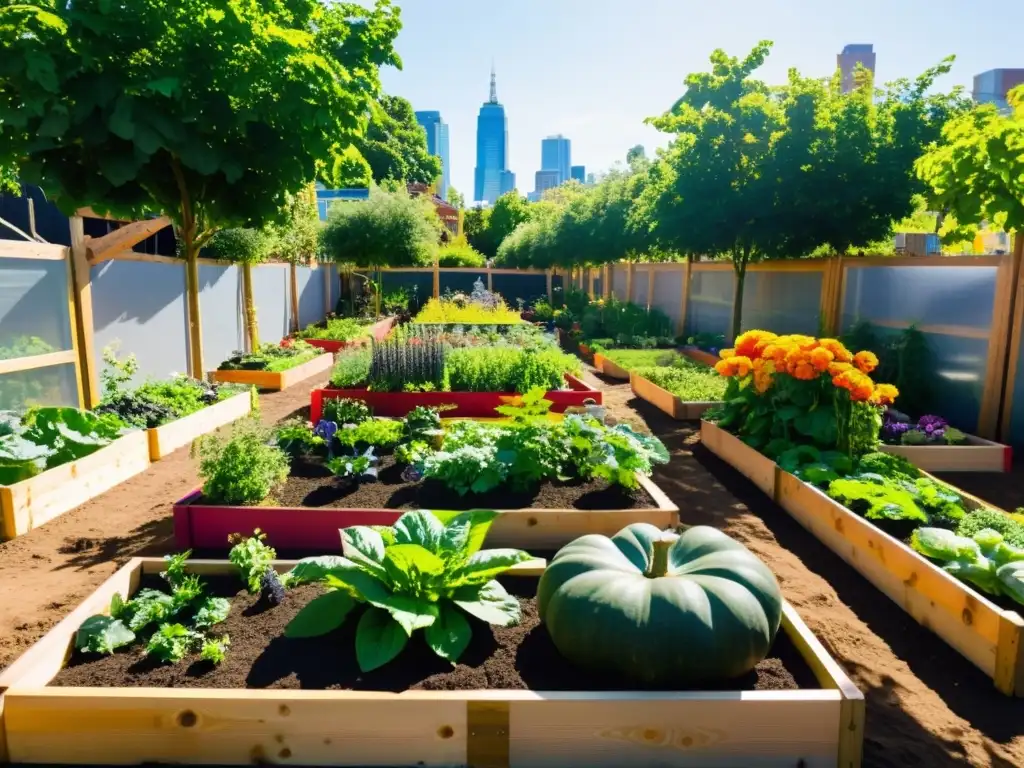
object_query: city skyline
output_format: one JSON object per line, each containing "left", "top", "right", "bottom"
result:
{"left": 380, "top": 1, "right": 1024, "bottom": 199}
{"left": 473, "top": 66, "right": 515, "bottom": 204}
{"left": 414, "top": 110, "right": 450, "bottom": 200}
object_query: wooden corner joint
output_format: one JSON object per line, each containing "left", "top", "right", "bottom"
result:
{"left": 84, "top": 216, "right": 173, "bottom": 263}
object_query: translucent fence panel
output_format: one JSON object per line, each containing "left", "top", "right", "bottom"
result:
{"left": 491, "top": 273, "right": 546, "bottom": 305}
{"left": 741, "top": 271, "right": 823, "bottom": 335}
{"left": 0, "top": 258, "right": 74, "bottom": 358}
{"left": 380, "top": 271, "right": 433, "bottom": 310}
{"left": 296, "top": 266, "right": 326, "bottom": 330}
{"left": 198, "top": 264, "right": 243, "bottom": 364}
{"left": 650, "top": 267, "right": 684, "bottom": 329}
{"left": 841, "top": 265, "right": 999, "bottom": 433}
{"left": 592, "top": 276, "right": 603, "bottom": 298}
{"left": 1011, "top": 346, "right": 1024, "bottom": 445}
{"left": 0, "top": 363, "right": 78, "bottom": 411}
{"left": 612, "top": 265, "right": 629, "bottom": 301}
{"left": 439, "top": 271, "right": 485, "bottom": 297}
{"left": 91, "top": 260, "right": 190, "bottom": 383}
{"left": 632, "top": 269, "right": 650, "bottom": 307}
{"left": 686, "top": 270, "right": 734, "bottom": 338}
{"left": 251, "top": 264, "right": 292, "bottom": 344}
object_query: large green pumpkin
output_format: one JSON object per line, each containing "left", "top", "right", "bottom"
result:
{"left": 537, "top": 523, "right": 783, "bottom": 684}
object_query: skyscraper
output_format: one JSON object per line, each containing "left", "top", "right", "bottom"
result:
{"left": 534, "top": 169, "right": 561, "bottom": 198}
{"left": 474, "top": 66, "right": 516, "bottom": 205}
{"left": 837, "top": 44, "right": 876, "bottom": 93}
{"left": 541, "top": 135, "right": 572, "bottom": 185}
{"left": 570, "top": 165, "right": 586, "bottom": 184}
{"left": 974, "top": 69, "right": 1024, "bottom": 113}
{"left": 415, "top": 110, "right": 450, "bottom": 200}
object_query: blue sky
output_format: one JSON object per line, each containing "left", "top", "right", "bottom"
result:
{"left": 379, "top": 1, "right": 1024, "bottom": 199}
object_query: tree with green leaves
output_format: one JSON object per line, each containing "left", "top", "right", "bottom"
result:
{"left": 447, "top": 187, "right": 466, "bottom": 209}
{"left": 0, "top": 0, "right": 400, "bottom": 376}
{"left": 355, "top": 95, "right": 442, "bottom": 185}
{"left": 916, "top": 86, "right": 1024, "bottom": 248}
{"left": 476, "top": 191, "right": 533, "bottom": 258}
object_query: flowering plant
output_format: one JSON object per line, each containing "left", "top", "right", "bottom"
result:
{"left": 712, "top": 330, "right": 899, "bottom": 457}
{"left": 881, "top": 412, "right": 967, "bottom": 446}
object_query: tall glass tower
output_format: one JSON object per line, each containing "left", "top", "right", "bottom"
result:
{"left": 474, "top": 66, "right": 516, "bottom": 205}
{"left": 541, "top": 135, "right": 571, "bottom": 185}
{"left": 414, "top": 110, "right": 450, "bottom": 200}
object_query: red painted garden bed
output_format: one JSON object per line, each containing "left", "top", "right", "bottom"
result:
{"left": 293, "top": 316, "right": 396, "bottom": 354}
{"left": 310, "top": 373, "right": 601, "bottom": 422}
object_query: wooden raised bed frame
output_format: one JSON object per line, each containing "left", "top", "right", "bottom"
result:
{"left": 700, "top": 420, "right": 777, "bottom": 498}
{"left": 172, "top": 473, "right": 680, "bottom": 552}
{"left": 0, "top": 557, "right": 865, "bottom": 767}
{"left": 701, "top": 421, "right": 1024, "bottom": 696}
{"left": 147, "top": 391, "right": 253, "bottom": 461}
{"left": 879, "top": 433, "right": 1012, "bottom": 473}
{"left": 310, "top": 374, "right": 602, "bottom": 422}
{"left": 681, "top": 348, "right": 720, "bottom": 367}
{"left": 211, "top": 352, "right": 333, "bottom": 392}
{"left": 593, "top": 352, "right": 629, "bottom": 381}
{"left": 297, "top": 316, "right": 396, "bottom": 355}
{"left": 630, "top": 372, "right": 722, "bottom": 421}
{"left": 0, "top": 431, "right": 151, "bottom": 542}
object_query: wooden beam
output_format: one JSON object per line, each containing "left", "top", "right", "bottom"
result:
{"left": 979, "top": 252, "right": 1018, "bottom": 438}
{"left": 678, "top": 258, "right": 693, "bottom": 336}
{"left": 0, "top": 350, "right": 77, "bottom": 376}
{"left": 0, "top": 240, "right": 67, "bottom": 260}
{"left": 625, "top": 262, "right": 635, "bottom": 303}
{"left": 85, "top": 216, "right": 172, "bottom": 263}
{"left": 323, "top": 264, "right": 333, "bottom": 317}
{"left": 487, "top": 268, "right": 494, "bottom": 292}
{"left": 432, "top": 257, "right": 440, "bottom": 299}
{"left": 69, "top": 217, "right": 100, "bottom": 408}
{"left": 545, "top": 269, "right": 553, "bottom": 304}
{"left": 1000, "top": 234, "right": 1024, "bottom": 441}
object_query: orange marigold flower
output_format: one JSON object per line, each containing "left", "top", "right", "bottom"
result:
{"left": 727, "top": 355, "right": 754, "bottom": 378}
{"left": 791, "top": 361, "right": 818, "bottom": 381}
{"left": 854, "top": 350, "right": 879, "bottom": 374}
{"left": 754, "top": 369, "right": 774, "bottom": 394}
{"left": 734, "top": 330, "right": 777, "bottom": 359}
{"left": 714, "top": 359, "right": 736, "bottom": 377}
{"left": 851, "top": 381, "right": 875, "bottom": 402}
{"left": 871, "top": 384, "right": 900, "bottom": 406}
{"left": 828, "top": 362, "right": 853, "bottom": 377}
{"left": 809, "top": 347, "right": 834, "bottom": 372}
{"left": 819, "top": 338, "right": 854, "bottom": 363}
{"left": 719, "top": 348, "right": 737, "bottom": 360}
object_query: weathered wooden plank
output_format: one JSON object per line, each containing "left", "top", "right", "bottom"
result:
{"left": 148, "top": 391, "right": 253, "bottom": 460}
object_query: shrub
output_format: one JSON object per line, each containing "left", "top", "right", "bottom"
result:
{"left": 437, "top": 241, "right": 486, "bottom": 268}
{"left": 633, "top": 359, "right": 726, "bottom": 402}
{"left": 197, "top": 422, "right": 289, "bottom": 505}
{"left": 445, "top": 347, "right": 579, "bottom": 393}
{"left": 329, "top": 348, "right": 372, "bottom": 388}
{"left": 296, "top": 317, "right": 371, "bottom": 342}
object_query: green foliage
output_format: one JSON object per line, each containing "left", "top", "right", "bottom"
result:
{"left": 0, "top": 1, "right": 401, "bottom": 260}
{"left": 445, "top": 347, "right": 579, "bottom": 393}
{"left": 296, "top": 317, "right": 373, "bottom": 343}
{"left": 827, "top": 478, "right": 930, "bottom": 525}
{"left": 916, "top": 87, "right": 1024, "bottom": 241}
{"left": 0, "top": 334, "right": 55, "bottom": 361}
{"left": 74, "top": 615, "right": 135, "bottom": 655}
{"left": 368, "top": 337, "right": 447, "bottom": 393}
{"left": 320, "top": 186, "right": 442, "bottom": 269}
{"left": 200, "top": 635, "right": 230, "bottom": 665}
{"left": 197, "top": 422, "right": 289, "bottom": 505}
{"left": 911, "top": 526, "right": 1024, "bottom": 606}
{"left": 146, "top": 623, "right": 202, "bottom": 664}
{"left": 855, "top": 452, "right": 921, "bottom": 483}
{"left": 632, "top": 361, "right": 726, "bottom": 402}
{"left": 218, "top": 341, "right": 319, "bottom": 373}
{"left": 335, "top": 418, "right": 403, "bottom": 449}
{"left": 283, "top": 510, "right": 531, "bottom": 671}
{"left": 601, "top": 349, "right": 679, "bottom": 371}
{"left": 330, "top": 348, "right": 372, "bottom": 388}
{"left": 957, "top": 510, "right": 1024, "bottom": 548}
{"left": 354, "top": 95, "right": 442, "bottom": 185}
{"left": 465, "top": 193, "right": 533, "bottom": 258}
{"left": 203, "top": 228, "right": 272, "bottom": 264}
{"left": 326, "top": 447, "right": 379, "bottom": 482}
{"left": 322, "top": 398, "right": 372, "bottom": 426}
{"left": 841, "top": 321, "right": 935, "bottom": 418}
{"left": 275, "top": 417, "right": 326, "bottom": 459}
{"left": 437, "top": 240, "right": 486, "bottom": 268}
{"left": 228, "top": 530, "right": 277, "bottom": 594}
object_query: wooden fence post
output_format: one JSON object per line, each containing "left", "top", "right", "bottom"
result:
{"left": 546, "top": 269, "right": 553, "bottom": 304}
{"left": 645, "top": 265, "right": 653, "bottom": 312}
{"left": 625, "top": 262, "right": 635, "bottom": 304}
{"left": 678, "top": 260, "right": 693, "bottom": 336}
{"left": 487, "top": 268, "right": 494, "bottom": 292}
{"left": 818, "top": 256, "right": 844, "bottom": 337}
{"left": 69, "top": 217, "right": 99, "bottom": 408}
{"left": 433, "top": 259, "right": 440, "bottom": 299}
{"left": 323, "top": 263, "right": 332, "bottom": 317}
{"left": 289, "top": 262, "right": 300, "bottom": 333}
{"left": 1000, "top": 234, "right": 1024, "bottom": 441}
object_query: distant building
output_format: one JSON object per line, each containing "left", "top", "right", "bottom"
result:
{"left": 541, "top": 135, "right": 572, "bottom": 185}
{"left": 314, "top": 186, "right": 370, "bottom": 221}
{"left": 570, "top": 165, "right": 586, "bottom": 184}
{"left": 534, "top": 169, "right": 561, "bottom": 198}
{"left": 837, "top": 44, "right": 875, "bottom": 93}
{"left": 415, "top": 110, "right": 451, "bottom": 201}
{"left": 474, "top": 65, "right": 516, "bottom": 205}
{"left": 974, "top": 69, "right": 1024, "bottom": 113}
{"left": 408, "top": 183, "right": 459, "bottom": 237}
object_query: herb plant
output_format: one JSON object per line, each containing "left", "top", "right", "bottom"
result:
{"left": 335, "top": 418, "right": 403, "bottom": 449}
{"left": 329, "top": 347, "right": 372, "bottom": 388}
{"left": 218, "top": 341, "right": 319, "bottom": 373}
{"left": 296, "top": 317, "right": 372, "bottom": 342}
{"left": 368, "top": 337, "right": 447, "bottom": 393}
{"left": 275, "top": 418, "right": 326, "bottom": 459}
{"left": 322, "top": 398, "right": 372, "bottom": 425}
{"left": 284, "top": 510, "right": 531, "bottom": 671}
{"left": 196, "top": 422, "right": 290, "bottom": 505}
{"left": 632, "top": 359, "right": 727, "bottom": 402}
{"left": 326, "top": 447, "right": 380, "bottom": 483}
{"left": 146, "top": 623, "right": 202, "bottom": 663}
{"left": 229, "top": 530, "right": 278, "bottom": 593}
{"left": 200, "top": 636, "right": 231, "bottom": 665}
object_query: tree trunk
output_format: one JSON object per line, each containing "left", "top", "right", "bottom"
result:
{"left": 731, "top": 260, "right": 747, "bottom": 343}
{"left": 242, "top": 261, "right": 260, "bottom": 351}
{"left": 183, "top": 234, "right": 204, "bottom": 380}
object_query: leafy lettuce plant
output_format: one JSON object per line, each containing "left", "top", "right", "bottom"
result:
{"left": 912, "top": 527, "right": 1024, "bottom": 605}
{"left": 229, "top": 530, "right": 277, "bottom": 593}
{"left": 326, "top": 447, "right": 379, "bottom": 483}
{"left": 284, "top": 510, "right": 531, "bottom": 671}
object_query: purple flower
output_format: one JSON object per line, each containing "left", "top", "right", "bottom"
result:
{"left": 916, "top": 414, "right": 948, "bottom": 432}
{"left": 881, "top": 420, "right": 911, "bottom": 443}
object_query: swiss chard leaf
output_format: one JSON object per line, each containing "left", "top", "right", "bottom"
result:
{"left": 75, "top": 615, "right": 135, "bottom": 655}
{"left": 393, "top": 510, "right": 445, "bottom": 552}
{"left": 355, "top": 607, "right": 409, "bottom": 672}
{"left": 425, "top": 601, "right": 472, "bottom": 664}
{"left": 0, "top": 433, "right": 51, "bottom": 484}
{"left": 437, "top": 510, "right": 499, "bottom": 562}
{"left": 451, "top": 549, "right": 533, "bottom": 587}
{"left": 382, "top": 543, "right": 445, "bottom": 592}
{"left": 125, "top": 589, "right": 178, "bottom": 632}
{"left": 285, "top": 590, "right": 356, "bottom": 638}
{"left": 451, "top": 580, "right": 521, "bottom": 627}
{"left": 283, "top": 556, "right": 354, "bottom": 587}
{"left": 340, "top": 526, "right": 387, "bottom": 579}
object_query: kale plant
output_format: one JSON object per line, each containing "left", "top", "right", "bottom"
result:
{"left": 228, "top": 530, "right": 277, "bottom": 594}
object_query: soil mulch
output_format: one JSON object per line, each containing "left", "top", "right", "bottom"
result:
{"left": 51, "top": 575, "right": 812, "bottom": 693}
{"left": 936, "top": 461, "right": 1024, "bottom": 515}
{"left": 197, "top": 455, "right": 656, "bottom": 511}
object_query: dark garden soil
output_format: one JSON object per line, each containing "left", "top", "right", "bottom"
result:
{"left": 197, "top": 455, "right": 655, "bottom": 511}
{"left": 3, "top": 363, "right": 1024, "bottom": 766}
{"left": 936, "top": 461, "right": 1024, "bottom": 515}
{"left": 51, "top": 575, "right": 811, "bottom": 693}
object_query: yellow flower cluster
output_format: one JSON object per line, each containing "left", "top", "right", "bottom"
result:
{"left": 714, "top": 330, "right": 899, "bottom": 405}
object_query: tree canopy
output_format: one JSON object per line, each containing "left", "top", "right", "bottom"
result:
{"left": 320, "top": 185, "right": 441, "bottom": 269}
{"left": 916, "top": 85, "right": 1024, "bottom": 241}
{"left": 464, "top": 191, "right": 533, "bottom": 258}
{"left": 354, "top": 94, "right": 442, "bottom": 185}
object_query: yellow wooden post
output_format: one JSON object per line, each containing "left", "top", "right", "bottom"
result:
{"left": 184, "top": 255, "right": 204, "bottom": 380}
{"left": 997, "top": 234, "right": 1024, "bottom": 441}
{"left": 69, "top": 217, "right": 99, "bottom": 408}
{"left": 625, "top": 262, "right": 635, "bottom": 304}
{"left": 678, "top": 259, "right": 693, "bottom": 336}
{"left": 603, "top": 265, "right": 612, "bottom": 300}
{"left": 433, "top": 257, "right": 440, "bottom": 299}
{"left": 979, "top": 248, "right": 1020, "bottom": 439}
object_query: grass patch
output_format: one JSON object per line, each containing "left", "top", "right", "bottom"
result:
{"left": 633, "top": 358, "right": 726, "bottom": 402}
{"left": 602, "top": 349, "right": 681, "bottom": 372}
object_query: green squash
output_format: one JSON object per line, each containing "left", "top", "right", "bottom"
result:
{"left": 537, "top": 523, "right": 783, "bottom": 684}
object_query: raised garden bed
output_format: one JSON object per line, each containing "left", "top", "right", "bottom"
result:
{"left": 631, "top": 372, "right": 722, "bottom": 421}
{"left": 593, "top": 352, "right": 629, "bottom": 380}
{"left": 147, "top": 391, "right": 253, "bottom": 461}
{"left": 297, "top": 316, "right": 396, "bottom": 354}
{"left": 0, "top": 430, "right": 151, "bottom": 541}
{"left": 173, "top": 470, "right": 679, "bottom": 551}
{"left": 311, "top": 373, "right": 601, "bottom": 422}
{"left": 880, "top": 434, "right": 1012, "bottom": 474}
{"left": 681, "top": 347, "right": 720, "bottom": 367}
{"left": 0, "top": 556, "right": 864, "bottom": 767}
{"left": 212, "top": 352, "right": 334, "bottom": 392}
{"left": 700, "top": 420, "right": 779, "bottom": 503}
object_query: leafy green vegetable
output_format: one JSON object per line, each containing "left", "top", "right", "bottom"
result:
{"left": 911, "top": 526, "right": 1024, "bottom": 607}
{"left": 322, "top": 398, "right": 372, "bottom": 425}
{"left": 335, "top": 418, "right": 403, "bottom": 449}
{"left": 193, "top": 597, "right": 231, "bottom": 628}
{"left": 957, "top": 510, "right": 1024, "bottom": 548}
{"left": 856, "top": 452, "right": 921, "bottom": 483}
{"left": 200, "top": 635, "right": 230, "bottom": 665}
{"left": 146, "top": 623, "right": 201, "bottom": 664}
{"left": 283, "top": 510, "right": 530, "bottom": 671}
{"left": 196, "top": 422, "right": 290, "bottom": 505}
{"left": 632, "top": 360, "right": 727, "bottom": 402}
{"left": 326, "top": 447, "right": 379, "bottom": 482}
{"left": 0, "top": 433, "right": 51, "bottom": 484}
{"left": 827, "top": 479, "right": 929, "bottom": 524}
{"left": 75, "top": 615, "right": 135, "bottom": 655}
{"left": 229, "top": 530, "right": 277, "bottom": 594}
{"left": 274, "top": 418, "right": 325, "bottom": 459}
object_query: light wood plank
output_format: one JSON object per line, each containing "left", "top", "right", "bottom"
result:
{"left": 69, "top": 217, "right": 100, "bottom": 407}
{"left": 0, "top": 240, "right": 67, "bottom": 260}
{"left": 148, "top": 391, "right": 253, "bottom": 461}
{"left": 879, "top": 434, "right": 1009, "bottom": 473}
{"left": 487, "top": 509, "right": 679, "bottom": 550}
{"left": 0, "top": 349, "right": 76, "bottom": 375}
{"left": 85, "top": 217, "right": 172, "bottom": 262}
{"left": 210, "top": 353, "right": 333, "bottom": 392}
{"left": 700, "top": 421, "right": 777, "bottom": 498}
{"left": 1, "top": 431, "right": 151, "bottom": 541}
{"left": 1000, "top": 234, "right": 1024, "bottom": 441}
